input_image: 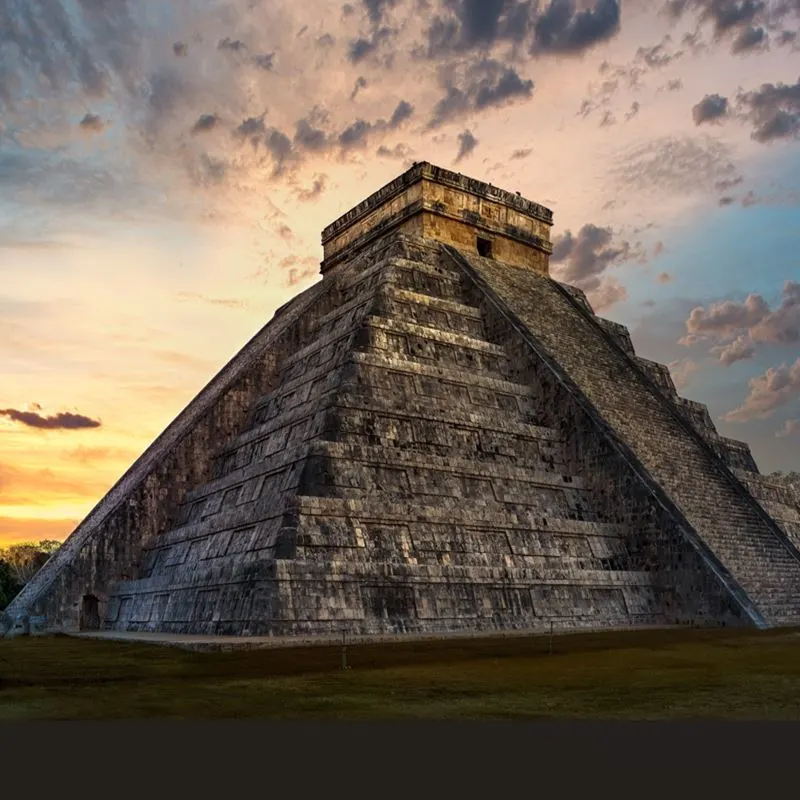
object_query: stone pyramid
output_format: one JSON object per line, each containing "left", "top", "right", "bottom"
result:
{"left": 4, "top": 163, "right": 799, "bottom": 639}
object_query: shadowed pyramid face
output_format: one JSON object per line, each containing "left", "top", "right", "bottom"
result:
{"left": 320, "top": 162, "right": 554, "bottom": 276}
{"left": 4, "top": 166, "right": 800, "bottom": 641}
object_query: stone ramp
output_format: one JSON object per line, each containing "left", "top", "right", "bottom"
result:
{"left": 448, "top": 246, "right": 800, "bottom": 628}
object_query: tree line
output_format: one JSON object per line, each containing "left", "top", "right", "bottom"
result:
{"left": 0, "top": 540, "right": 61, "bottom": 610}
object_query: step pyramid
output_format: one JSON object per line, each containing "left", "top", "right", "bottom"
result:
{"left": 3, "top": 163, "right": 799, "bottom": 639}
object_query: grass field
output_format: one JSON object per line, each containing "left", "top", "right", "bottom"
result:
{"left": 2, "top": 626, "right": 800, "bottom": 720}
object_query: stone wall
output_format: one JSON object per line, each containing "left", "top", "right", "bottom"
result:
{"left": 322, "top": 162, "right": 552, "bottom": 274}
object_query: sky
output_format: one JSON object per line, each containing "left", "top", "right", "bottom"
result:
{"left": 0, "top": 0, "right": 799, "bottom": 546}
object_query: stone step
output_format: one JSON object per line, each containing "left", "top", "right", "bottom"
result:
{"left": 291, "top": 494, "right": 621, "bottom": 532}
{"left": 274, "top": 558, "right": 657, "bottom": 587}
{"left": 361, "top": 315, "right": 511, "bottom": 380}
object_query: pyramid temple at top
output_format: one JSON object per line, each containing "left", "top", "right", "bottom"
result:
{"left": 4, "top": 162, "right": 800, "bottom": 640}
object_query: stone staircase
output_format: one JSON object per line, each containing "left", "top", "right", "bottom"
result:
{"left": 446, "top": 245, "right": 800, "bottom": 628}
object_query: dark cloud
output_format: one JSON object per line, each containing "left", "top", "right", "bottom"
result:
{"left": 533, "top": 0, "right": 621, "bottom": 55}
{"left": 217, "top": 37, "right": 247, "bottom": 53}
{"left": 551, "top": 224, "right": 635, "bottom": 292}
{"left": 661, "top": 78, "right": 684, "bottom": 92}
{"left": 251, "top": 52, "right": 275, "bottom": 70}
{"left": 455, "top": 129, "right": 478, "bottom": 161}
{"left": 234, "top": 113, "right": 268, "bottom": 150}
{"left": 389, "top": 99, "right": 414, "bottom": 127}
{"left": 599, "top": 110, "right": 616, "bottom": 126}
{"left": 349, "top": 38, "right": 377, "bottom": 62}
{"left": 266, "top": 129, "right": 293, "bottom": 172}
{"left": 347, "top": 26, "right": 394, "bottom": 64}
{"left": 294, "top": 114, "right": 329, "bottom": 151}
{"left": 424, "top": 0, "right": 620, "bottom": 58}
{"left": 550, "top": 224, "right": 639, "bottom": 309}
{"left": 429, "top": 59, "right": 534, "bottom": 127}
{"left": 191, "top": 113, "right": 221, "bottom": 135}
{"left": 235, "top": 114, "right": 267, "bottom": 139}
{"left": 351, "top": 76, "right": 368, "bottom": 100}
{"left": 732, "top": 24, "right": 767, "bottom": 51}
{"left": 700, "top": 0, "right": 767, "bottom": 35}
{"left": 0, "top": 408, "right": 101, "bottom": 430}
{"left": 425, "top": 0, "right": 532, "bottom": 57}
{"left": 692, "top": 93, "right": 729, "bottom": 124}
{"left": 719, "top": 195, "right": 735, "bottom": 205}
{"left": 339, "top": 119, "right": 373, "bottom": 149}
{"left": 363, "top": 0, "right": 399, "bottom": 25}
{"left": 737, "top": 78, "right": 800, "bottom": 142}
{"left": 173, "top": 42, "right": 188, "bottom": 57}
{"left": 511, "top": 147, "right": 532, "bottom": 159}
{"left": 78, "top": 112, "right": 106, "bottom": 134}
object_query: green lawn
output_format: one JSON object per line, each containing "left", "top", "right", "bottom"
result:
{"left": 2, "top": 626, "right": 800, "bottom": 720}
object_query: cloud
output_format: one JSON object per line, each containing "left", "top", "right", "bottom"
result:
{"left": 551, "top": 224, "right": 632, "bottom": 287}
{"left": 424, "top": 1, "right": 620, "bottom": 59}
{"left": 217, "top": 37, "right": 247, "bottom": 54}
{"left": 294, "top": 114, "right": 329, "bottom": 152}
{"left": 550, "top": 223, "right": 640, "bottom": 309}
{"left": 722, "top": 357, "right": 800, "bottom": 422}
{"left": 610, "top": 134, "right": 739, "bottom": 197}
{"left": 635, "top": 36, "right": 684, "bottom": 67}
{"left": 351, "top": 76, "right": 368, "bottom": 100}
{"left": 0, "top": 408, "right": 101, "bottom": 430}
{"left": 455, "top": 129, "right": 478, "bottom": 161}
{"left": 533, "top": 0, "right": 622, "bottom": 55}
{"left": 191, "top": 113, "right": 221, "bottom": 135}
{"left": 589, "top": 277, "right": 628, "bottom": 311}
{"left": 692, "top": 93, "right": 729, "bottom": 124}
{"left": 657, "top": 271, "right": 673, "bottom": 283}
{"left": 296, "top": 173, "right": 328, "bottom": 201}
{"left": 710, "top": 334, "right": 756, "bottom": 365}
{"left": 683, "top": 281, "right": 800, "bottom": 350}
{"left": 363, "top": 0, "right": 399, "bottom": 26}
{"left": 389, "top": 99, "right": 414, "bottom": 127}
{"left": 731, "top": 25, "right": 767, "bottom": 52}
{"left": 251, "top": 52, "right": 276, "bottom": 71}
{"left": 776, "top": 418, "right": 800, "bottom": 438}
{"left": 736, "top": 78, "right": 800, "bottom": 142}
{"left": 625, "top": 101, "right": 641, "bottom": 121}
{"left": 78, "top": 112, "right": 106, "bottom": 135}
{"left": 376, "top": 142, "right": 413, "bottom": 159}
{"left": 511, "top": 148, "right": 532, "bottom": 159}
{"left": 428, "top": 59, "right": 534, "bottom": 128}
